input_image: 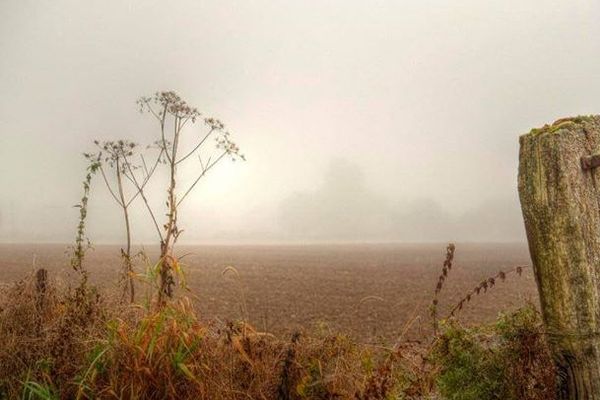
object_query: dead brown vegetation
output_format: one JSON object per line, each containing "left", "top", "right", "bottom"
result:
{"left": 0, "top": 244, "right": 555, "bottom": 399}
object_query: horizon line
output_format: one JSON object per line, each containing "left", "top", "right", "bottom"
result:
{"left": 0, "top": 240, "right": 528, "bottom": 247}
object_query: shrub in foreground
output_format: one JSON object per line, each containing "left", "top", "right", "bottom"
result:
{"left": 432, "top": 304, "right": 556, "bottom": 400}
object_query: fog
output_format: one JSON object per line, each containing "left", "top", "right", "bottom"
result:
{"left": 1, "top": 0, "right": 599, "bottom": 244}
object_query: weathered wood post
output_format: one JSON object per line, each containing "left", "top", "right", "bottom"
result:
{"left": 519, "top": 116, "right": 600, "bottom": 399}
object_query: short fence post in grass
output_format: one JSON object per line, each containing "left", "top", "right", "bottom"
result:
{"left": 34, "top": 268, "right": 48, "bottom": 333}
{"left": 518, "top": 115, "right": 600, "bottom": 399}
{"left": 35, "top": 268, "right": 48, "bottom": 310}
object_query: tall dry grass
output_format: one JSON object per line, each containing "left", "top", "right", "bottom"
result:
{"left": 0, "top": 244, "right": 555, "bottom": 399}
{"left": 0, "top": 272, "right": 413, "bottom": 399}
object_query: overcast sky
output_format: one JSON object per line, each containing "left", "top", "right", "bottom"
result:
{"left": 1, "top": 0, "right": 599, "bottom": 244}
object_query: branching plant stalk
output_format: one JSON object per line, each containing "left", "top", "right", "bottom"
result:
{"left": 93, "top": 140, "right": 157, "bottom": 303}
{"left": 159, "top": 112, "right": 180, "bottom": 305}
{"left": 115, "top": 158, "right": 134, "bottom": 303}
{"left": 71, "top": 156, "right": 101, "bottom": 291}
{"left": 121, "top": 152, "right": 164, "bottom": 242}
{"left": 137, "top": 91, "right": 244, "bottom": 307}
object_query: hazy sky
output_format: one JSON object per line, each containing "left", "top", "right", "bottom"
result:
{"left": 1, "top": 0, "right": 599, "bottom": 244}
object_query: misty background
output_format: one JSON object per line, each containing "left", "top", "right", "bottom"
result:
{"left": 1, "top": 0, "right": 599, "bottom": 244}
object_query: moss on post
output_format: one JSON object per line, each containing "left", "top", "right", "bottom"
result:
{"left": 518, "top": 115, "right": 600, "bottom": 399}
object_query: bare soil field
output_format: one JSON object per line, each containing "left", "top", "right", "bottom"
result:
{"left": 0, "top": 242, "right": 537, "bottom": 342}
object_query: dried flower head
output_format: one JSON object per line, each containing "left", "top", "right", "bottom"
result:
{"left": 94, "top": 140, "right": 139, "bottom": 168}
{"left": 138, "top": 91, "right": 202, "bottom": 122}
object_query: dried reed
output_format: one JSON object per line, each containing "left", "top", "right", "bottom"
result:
{"left": 431, "top": 243, "right": 456, "bottom": 335}
{"left": 446, "top": 265, "right": 528, "bottom": 319}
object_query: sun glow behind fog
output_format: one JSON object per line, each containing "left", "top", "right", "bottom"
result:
{"left": 1, "top": 0, "right": 600, "bottom": 243}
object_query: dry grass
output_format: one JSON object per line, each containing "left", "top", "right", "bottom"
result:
{"left": 0, "top": 273, "right": 424, "bottom": 399}
{"left": 0, "top": 243, "right": 538, "bottom": 342}
{"left": 0, "top": 271, "right": 106, "bottom": 398}
{"left": 0, "top": 244, "right": 554, "bottom": 399}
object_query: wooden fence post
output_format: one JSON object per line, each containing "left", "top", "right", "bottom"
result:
{"left": 518, "top": 116, "right": 600, "bottom": 399}
{"left": 34, "top": 268, "right": 48, "bottom": 334}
